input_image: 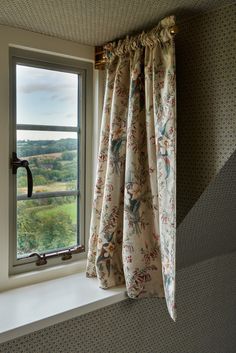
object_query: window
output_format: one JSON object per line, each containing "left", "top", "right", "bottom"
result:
{"left": 9, "top": 48, "right": 93, "bottom": 274}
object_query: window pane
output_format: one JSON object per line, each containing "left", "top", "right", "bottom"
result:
{"left": 17, "top": 196, "right": 78, "bottom": 258}
{"left": 17, "top": 131, "right": 78, "bottom": 195}
{"left": 16, "top": 64, "right": 78, "bottom": 127}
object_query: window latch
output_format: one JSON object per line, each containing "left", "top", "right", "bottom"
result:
{"left": 11, "top": 152, "right": 33, "bottom": 197}
{"left": 29, "top": 252, "right": 47, "bottom": 266}
{"left": 28, "top": 245, "right": 85, "bottom": 266}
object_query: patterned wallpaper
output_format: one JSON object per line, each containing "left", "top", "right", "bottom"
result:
{"left": 177, "top": 150, "right": 236, "bottom": 270}
{"left": 0, "top": 3, "right": 236, "bottom": 353}
{"left": 1, "top": 252, "right": 236, "bottom": 353}
{"left": 176, "top": 3, "right": 236, "bottom": 223}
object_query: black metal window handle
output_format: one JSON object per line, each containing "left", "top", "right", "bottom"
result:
{"left": 11, "top": 152, "right": 33, "bottom": 197}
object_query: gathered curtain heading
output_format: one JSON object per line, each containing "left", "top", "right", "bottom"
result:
{"left": 104, "top": 16, "right": 175, "bottom": 59}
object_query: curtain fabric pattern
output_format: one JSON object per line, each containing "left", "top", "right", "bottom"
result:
{"left": 87, "top": 16, "right": 176, "bottom": 320}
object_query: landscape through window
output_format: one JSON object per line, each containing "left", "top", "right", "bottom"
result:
{"left": 16, "top": 64, "right": 79, "bottom": 258}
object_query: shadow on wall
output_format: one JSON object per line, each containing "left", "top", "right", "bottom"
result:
{"left": 177, "top": 150, "right": 236, "bottom": 270}
{"left": 175, "top": 4, "right": 236, "bottom": 224}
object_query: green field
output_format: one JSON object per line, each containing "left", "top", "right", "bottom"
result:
{"left": 36, "top": 201, "right": 77, "bottom": 224}
{"left": 17, "top": 195, "right": 78, "bottom": 257}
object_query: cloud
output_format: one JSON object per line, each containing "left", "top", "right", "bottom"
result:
{"left": 17, "top": 64, "right": 77, "bottom": 97}
{"left": 18, "top": 82, "right": 74, "bottom": 94}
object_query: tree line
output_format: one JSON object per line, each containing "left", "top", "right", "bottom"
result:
{"left": 18, "top": 138, "right": 77, "bottom": 157}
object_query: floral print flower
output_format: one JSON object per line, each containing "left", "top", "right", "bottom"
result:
{"left": 103, "top": 242, "right": 115, "bottom": 257}
{"left": 158, "top": 135, "right": 174, "bottom": 156}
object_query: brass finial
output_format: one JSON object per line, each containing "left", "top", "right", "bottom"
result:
{"left": 170, "top": 25, "right": 179, "bottom": 36}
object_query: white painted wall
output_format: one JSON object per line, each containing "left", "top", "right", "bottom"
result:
{"left": 0, "top": 24, "right": 103, "bottom": 291}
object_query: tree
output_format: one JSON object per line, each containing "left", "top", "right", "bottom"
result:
{"left": 34, "top": 175, "right": 48, "bottom": 186}
{"left": 61, "top": 151, "right": 76, "bottom": 161}
{"left": 17, "top": 203, "right": 76, "bottom": 256}
{"left": 37, "top": 211, "right": 76, "bottom": 251}
{"left": 17, "top": 206, "right": 38, "bottom": 255}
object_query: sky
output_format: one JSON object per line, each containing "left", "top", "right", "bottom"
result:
{"left": 16, "top": 64, "right": 78, "bottom": 140}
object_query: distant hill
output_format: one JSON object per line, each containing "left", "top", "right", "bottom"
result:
{"left": 17, "top": 138, "right": 77, "bottom": 157}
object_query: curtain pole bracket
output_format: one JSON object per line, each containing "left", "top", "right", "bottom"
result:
{"left": 95, "top": 46, "right": 106, "bottom": 70}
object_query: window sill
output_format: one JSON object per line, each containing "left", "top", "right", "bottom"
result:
{"left": 0, "top": 272, "right": 126, "bottom": 343}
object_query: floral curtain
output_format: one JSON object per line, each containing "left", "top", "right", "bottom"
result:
{"left": 87, "top": 16, "right": 176, "bottom": 320}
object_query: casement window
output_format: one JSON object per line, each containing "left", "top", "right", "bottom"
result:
{"left": 9, "top": 48, "right": 93, "bottom": 274}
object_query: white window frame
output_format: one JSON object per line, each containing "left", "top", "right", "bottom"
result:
{"left": 9, "top": 47, "right": 93, "bottom": 275}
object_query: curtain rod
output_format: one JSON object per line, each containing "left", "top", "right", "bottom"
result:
{"left": 95, "top": 25, "right": 178, "bottom": 70}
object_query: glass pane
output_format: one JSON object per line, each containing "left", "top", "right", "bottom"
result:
{"left": 17, "top": 131, "right": 78, "bottom": 195}
{"left": 17, "top": 196, "right": 78, "bottom": 258}
{"left": 16, "top": 64, "right": 78, "bottom": 127}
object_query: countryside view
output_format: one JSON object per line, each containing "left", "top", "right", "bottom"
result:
{"left": 16, "top": 65, "right": 79, "bottom": 258}
{"left": 17, "top": 137, "right": 78, "bottom": 258}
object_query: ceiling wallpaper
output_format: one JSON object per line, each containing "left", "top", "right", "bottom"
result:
{"left": 0, "top": 0, "right": 235, "bottom": 45}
